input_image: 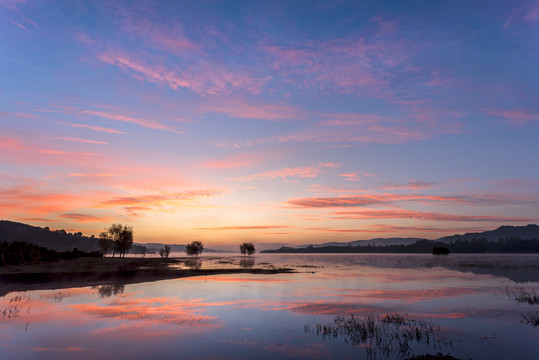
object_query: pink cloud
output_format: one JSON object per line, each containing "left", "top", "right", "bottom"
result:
{"left": 0, "top": 184, "right": 107, "bottom": 217}
{"left": 96, "top": 190, "right": 222, "bottom": 214}
{"left": 193, "top": 225, "right": 291, "bottom": 231}
{"left": 97, "top": 50, "right": 269, "bottom": 96}
{"left": 202, "top": 99, "right": 300, "bottom": 121}
{"left": 58, "top": 121, "right": 128, "bottom": 134}
{"left": 230, "top": 162, "right": 340, "bottom": 182}
{"left": 331, "top": 209, "right": 534, "bottom": 222}
{"left": 58, "top": 213, "right": 113, "bottom": 223}
{"left": 486, "top": 108, "right": 538, "bottom": 125}
{"left": 379, "top": 180, "right": 435, "bottom": 190}
{"left": 57, "top": 137, "right": 108, "bottom": 145}
{"left": 81, "top": 109, "right": 184, "bottom": 134}
{"left": 10, "top": 19, "right": 28, "bottom": 31}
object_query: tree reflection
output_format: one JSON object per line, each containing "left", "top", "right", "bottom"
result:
{"left": 307, "top": 313, "right": 452, "bottom": 360}
{"left": 184, "top": 258, "right": 201, "bottom": 270}
{"left": 94, "top": 283, "right": 125, "bottom": 298}
{"left": 239, "top": 258, "right": 255, "bottom": 269}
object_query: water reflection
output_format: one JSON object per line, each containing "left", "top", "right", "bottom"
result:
{"left": 93, "top": 283, "right": 125, "bottom": 298}
{"left": 239, "top": 258, "right": 255, "bottom": 269}
{"left": 0, "top": 254, "right": 538, "bottom": 360}
{"left": 506, "top": 287, "right": 539, "bottom": 326}
{"left": 184, "top": 258, "right": 202, "bottom": 270}
{"left": 308, "top": 313, "right": 452, "bottom": 360}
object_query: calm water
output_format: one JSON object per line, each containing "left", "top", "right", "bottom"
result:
{"left": 1, "top": 254, "right": 538, "bottom": 359}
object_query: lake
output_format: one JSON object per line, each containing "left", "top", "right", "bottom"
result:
{"left": 1, "top": 254, "right": 538, "bottom": 359}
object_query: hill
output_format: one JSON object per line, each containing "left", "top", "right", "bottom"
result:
{"left": 262, "top": 225, "right": 539, "bottom": 253}
{"left": 0, "top": 220, "right": 147, "bottom": 254}
{"left": 437, "top": 224, "right": 539, "bottom": 243}
{"left": 298, "top": 238, "right": 423, "bottom": 248}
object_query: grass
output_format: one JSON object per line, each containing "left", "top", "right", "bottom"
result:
{"left": 306, "top": 313, "right": 453, "bottom": 360}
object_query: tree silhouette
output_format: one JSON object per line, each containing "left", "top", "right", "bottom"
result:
{"left": 98, "top": 231, "right": 113, "bottom": 255}
{"left": 186, "top": 241, "right": 204, "bottom": 257}
{"left": 432, "top": 246, "right": 450, "bottom": 255}
{"left": 159, "top": 245, "right": 171, "bottom": 258}
{"left": 240, "top": 242, "right": 256, "bottom": 255}
{"left": 103, "top": 224, "right": 133, "bottom": 258}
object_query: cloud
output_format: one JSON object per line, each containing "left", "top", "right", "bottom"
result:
{"left": 97, "top": 50, "right": 269, "bottom": 96}
{"left": 58, "top": 213, "right": 113, "bottom": 223}
{"left": 96, "top": 190, "right": 222, "bottom": 214}
{"left": 0, "top": 184, "right": 104, "bottom": 217}
{"left": 10, "top": 19, "right": 28, "bottom": 31}
{"left": 57, "top": 137, "right": 108, "bottom": 145}
{"left": 81, "top": 109, "right": 184, "bottom": 134}
{"left": 486, "top": 108, "right": 538, "bottom": 125}
{"left": 379, "top": 181, "right": 435, "bottom": 190}
{"left": 287, "top": 193, "right": 539, "bottom": 208}
{"left": 230, "top": 162, "right": 340, "bottom": 182}
{"left": 193, "top": 225, "right": 291, "bottom": 231}
{"left": 202, "top": 99, "right": 301, "bottom": 121}
{"left": 331, "top": 210, "right": 534, "bottom": 222}
{"left": 58, "top": 121, "right": 128, "bottom": 134}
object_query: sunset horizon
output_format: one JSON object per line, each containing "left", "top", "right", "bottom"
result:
{"left": 2, "top": 1, "right": 538, "bottom": 248}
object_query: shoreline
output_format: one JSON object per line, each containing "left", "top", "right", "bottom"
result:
{"left": 0, "top": 257, "right": 294, "bottom": 296}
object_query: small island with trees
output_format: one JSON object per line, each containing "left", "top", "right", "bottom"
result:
{"left": 0, "top": 220, "right": 292, "bottom": 296}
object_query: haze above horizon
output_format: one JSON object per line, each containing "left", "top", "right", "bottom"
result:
{"left": 1, "top": 0, "right": 538, "bottom": 247}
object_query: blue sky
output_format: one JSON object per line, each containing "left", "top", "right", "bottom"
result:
{"left": 1, "top": 0, "right": 538, "bottom": 247}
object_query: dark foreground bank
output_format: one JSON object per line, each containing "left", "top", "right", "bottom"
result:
{"left": 0, "top": 257, "right": 294, "bottom": 296}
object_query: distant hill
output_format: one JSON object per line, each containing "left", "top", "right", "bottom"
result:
{"left": 437, "top": 224, "right": 539, "bottom": 243}
{"left": 262, "top": 225, "right": 539, "bottom": 253}
{"left": 301, "top": 238, "right": 424, "bottom": 247}
{"left": 0, "top": 220, "right": 144, "bottom": 254}
{"left": 0, "top": 220, "right": 98, "bottom": 252}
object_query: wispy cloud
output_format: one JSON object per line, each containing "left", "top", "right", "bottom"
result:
{"left": 486, "top": 108, "right": 538, "bottom": 125}
{"left": 96, "top": 190, "right": 222, "bottom": 214}
{"left": 97, "top": 50, "right": 269, "bottom": 96}
{"left": 230, "top": 163, "right": 340, "bottom": 182}
{"left": 58, "top": 213, "right": 113, "bottom": 223}
{"left": 193, "top": 225, "right": 291, "bottom": 231}
{"left": 57, "top": 137, "right": 107, "bottom": 145}
{"left": 58, "top": 121, "right": 128, "bottom": 134}
{"left": 81, "top": 109, "right": 184, "bottom": 134}
{"left": 286, "top": 193, "right": 539, "bottom": 208}
{"left": 379, "top": 181, "right": 435, "bottom": 190}
{"left": 331, "top": 209, "right": 534, "bottom": 222}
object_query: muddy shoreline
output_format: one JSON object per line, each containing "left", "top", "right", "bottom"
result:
{"left": 0, "top": 257, "right": 294, "bottom": 296}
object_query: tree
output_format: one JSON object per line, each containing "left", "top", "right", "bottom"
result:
{"left": 185, "top": 241, "right": 203, "bottom": 257}
{"left": 159, "top": 245, "right": 171, "bottom": 258}
{"left": 103, "top": 224, "right": 133, "bottom": 258}
{"left": 240, "top": 242, "right": 256, "bottom": 255}
{"left": 432, "top": 246, "right": 450, "bottom": 255}
{"left": 98, "top": 231, "right": 113, "bottom": 255}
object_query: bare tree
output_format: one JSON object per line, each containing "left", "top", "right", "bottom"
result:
{"left": 185, "top": 241, "right": 203, "bottom": 257}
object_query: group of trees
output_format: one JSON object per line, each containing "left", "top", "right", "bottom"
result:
{"left": 0, "top": 241, "right": 101, "bottom": 266}
{"left": 98, "top": 224, "right": 133, "bottom": 257}
{"left": 240, "top": 242, "right": 256, "bottom": 255}
{"left": 185, "top": 241, "right": 204, "bottom": 256}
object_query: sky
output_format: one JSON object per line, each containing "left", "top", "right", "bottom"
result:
{"left": 1, "top": 0, "right": 538, "bottom": 249}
